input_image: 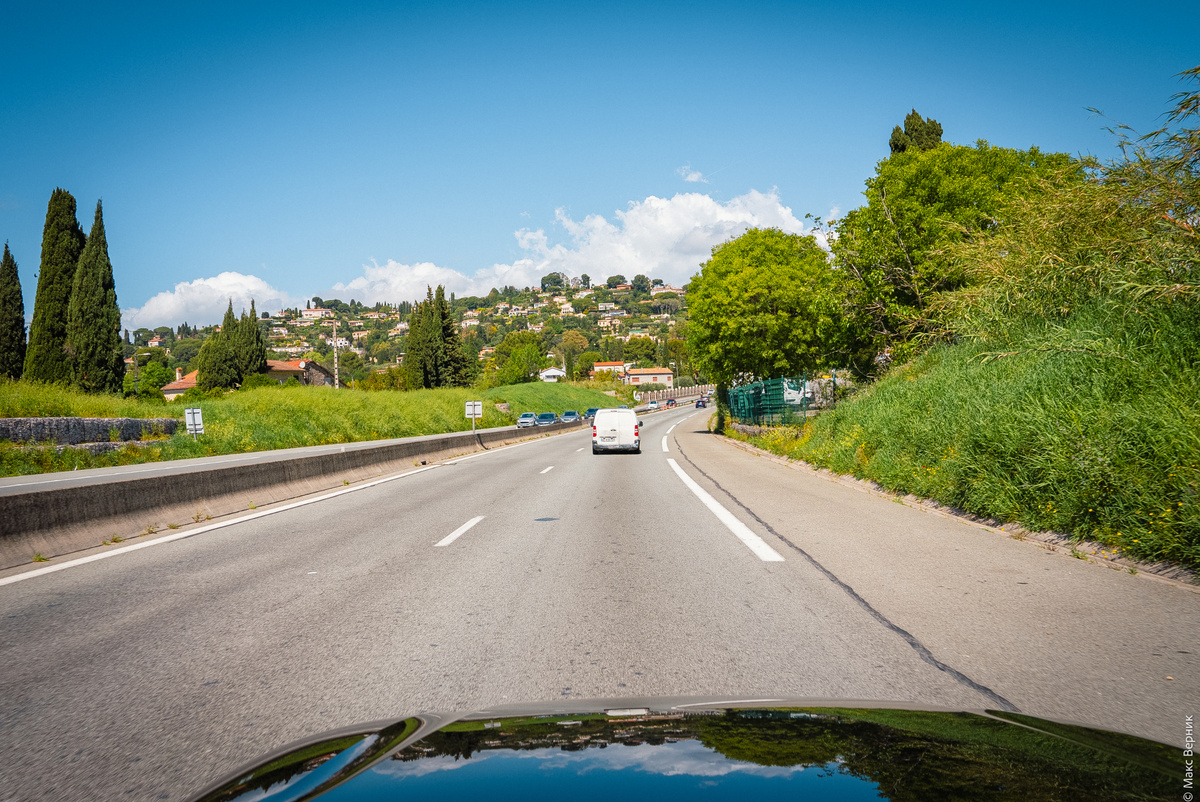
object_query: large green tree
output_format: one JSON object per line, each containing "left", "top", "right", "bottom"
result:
{"left": 66, "top": 201, "right": 124, "bottom": 393}
{"left": 833, "top": 140, "right": 1074, "bottom": 370}
{"left": 0, "top": 243, "right": 26, "bottom": 379}
{"left": 687, "top": 228, "right": 844, "bottom": 386}
{"left": 195, "top": 301, "right": 241, "bottom": 390}
{"left": 624, "top": 335, "right": 657, "bottom": 363}
{"left": 557, "top": 329, "right": 588, "bottom": 378}
{"left": 25, "top": 188, "right": 86, "bottom": 382}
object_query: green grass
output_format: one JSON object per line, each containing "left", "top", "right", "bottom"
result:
{"left": 734, "top": 301, "right": 1200, "bottom": 569}
{"left": 0, "top": 380, "right": 622, "bottom": 477}
{"left": 0, "top": 378, "right": 180, "bottom": 419}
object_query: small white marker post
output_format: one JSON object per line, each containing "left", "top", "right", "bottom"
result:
{"left": 184, "top": 407, "right": 205, "bottom": 442}
{"left": 465, "top": 400, "right": 482, "bottom": 434}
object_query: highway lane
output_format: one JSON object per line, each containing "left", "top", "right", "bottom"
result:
{"left": 0, "top": 405, "right": 1193, "bottom": 800}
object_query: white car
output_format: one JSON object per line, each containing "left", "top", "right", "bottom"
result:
{"left": 647, "top": 400, "right": 659, "bottom": 410}
{"left": 591, "top": 408, "right": 640, "bottom": 454}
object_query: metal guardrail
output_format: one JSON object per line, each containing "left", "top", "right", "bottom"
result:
{"left": 726, "top": 373, "right": 848, "bottom": 426}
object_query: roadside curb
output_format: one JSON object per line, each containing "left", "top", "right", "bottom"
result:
{"left": 718, "top": 434, "right": 1199, "bottom": 592}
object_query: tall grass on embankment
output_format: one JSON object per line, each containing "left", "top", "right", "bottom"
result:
{"left": 0, "top": 380, "right": 620, "bottom": 477}
{"left": 0, "top": 378, "right": 177, "bottom": 419}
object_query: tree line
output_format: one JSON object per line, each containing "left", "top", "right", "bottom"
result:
{"left": 1, "top": 189, "right": 123, "bottom": 392}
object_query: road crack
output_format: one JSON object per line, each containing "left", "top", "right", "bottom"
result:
{"left": 674, "top": 439, "right": 1019, "bottom": 713}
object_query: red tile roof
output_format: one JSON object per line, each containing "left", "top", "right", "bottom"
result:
{"left": 266, "top": 359, "right": 305, "bottom": 372}
{"left": 161, "top": 370, "right": 198, "bottom": 393}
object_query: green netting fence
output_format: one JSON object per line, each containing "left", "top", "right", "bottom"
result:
{"left": 725, "top": 373, "right": 849, "bottom": 426}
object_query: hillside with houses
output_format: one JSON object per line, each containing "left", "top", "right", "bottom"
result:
{"left": 123, "top": 273, "right": 696, "bottom": 398}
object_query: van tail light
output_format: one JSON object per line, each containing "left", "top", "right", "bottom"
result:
{"left": 634, "top": 423, "right": 639, "bottom": 436}
{"left": 592, "top": 425, "right": 596, "bottom": 436}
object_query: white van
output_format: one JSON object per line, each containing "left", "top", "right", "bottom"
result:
{"left": 591, "top": 408, "right": 640, "bottom": 454}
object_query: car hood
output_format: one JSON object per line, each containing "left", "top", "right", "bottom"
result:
{"left": 189, "top": 696, "right": 1177, "bottom": 801}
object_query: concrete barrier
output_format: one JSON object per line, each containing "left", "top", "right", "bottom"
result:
{"left": 0, "top": 420, "right": 584, "bottom": 570}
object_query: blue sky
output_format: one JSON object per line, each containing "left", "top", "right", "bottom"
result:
{"left": 2, "top": 1, "right": 1195, "bottom": 328}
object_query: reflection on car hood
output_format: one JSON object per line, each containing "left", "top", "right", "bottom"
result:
{"left": 190, "top": 696, "right": 1178, "bottom": 801}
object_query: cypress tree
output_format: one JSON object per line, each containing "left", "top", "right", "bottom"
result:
{"left": 235, "top": 300, "right": 268, "bottom": 377}
{"left": 0, "top": 243, "right": 26, "bottom": 379}
{"left": 401, "top": 290, "right": 435, "bottom": 389}
{"left": 25, "top": 188, "right": 85, "bottom": 382}
{"left": 66, "top": 201, "right": 124, "bottom": 393}
{"left": 195, "top": 301, "right": 241, "bottom": 390}
{"left": 434, "top": 285, "right": 470, "bottom": 387}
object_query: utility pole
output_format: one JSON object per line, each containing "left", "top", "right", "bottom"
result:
{"left": 333, "top": 319, "right": 340, "bottom": 389}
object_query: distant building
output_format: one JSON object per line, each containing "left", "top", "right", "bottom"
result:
{"left": 591, "top": 361, "right": 626, "bottom": 379}
{"left": 538, "top": 366, "right": 567, "bottom": 382}
{"left": 302, "top": 307, "right": 333, "bottom": 319}
{"left": 624, "top": 367, "right": 673, "bottom": 388}
{"left": 265, "top": 359, "right": 334, "bottom": 386}
{"left": 160, "top": 369, "right": 198, "bottom": 401}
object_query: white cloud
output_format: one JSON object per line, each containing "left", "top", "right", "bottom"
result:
{"left": 676, "top": 165, "right": 708, "bottom": 183}
{"left": 372, "top": 739, "right": 815, "bottom": 781}
{"left": 121, "top": 272, "right": 304, "bottom": 330}
{"left": 331, "top": 188, "right": 819, "bottom": 304}
{"left": 123, "top": 189, "right": 825, "bottom": 326}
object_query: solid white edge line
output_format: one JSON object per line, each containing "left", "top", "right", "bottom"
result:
{"left": 435, "top": 516, "right": 485, "bottom": 547}
{"left": 0, "top": 464, "right": 441, "bottom": 587}
{"left": 540, "top": 465, "right": 554, "bottom": 474}
{"left": 661, "top": 436, "right": 669, "bottom": 452}
{"left": 666, "top": 458, "right": 784, "bottom": 562}
{"left": 0, "top": 433, "right": 562, "bottom": 588}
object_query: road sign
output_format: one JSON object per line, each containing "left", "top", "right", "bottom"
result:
{"left": 184, "top": 408, "right": 205, "bottom": 440}
{"left": 465, "top": 400, "right": 482, "bottom": 435}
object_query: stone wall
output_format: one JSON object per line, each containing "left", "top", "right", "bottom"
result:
{"left": 0, "top": 417, "right": 179, "bottom": 445}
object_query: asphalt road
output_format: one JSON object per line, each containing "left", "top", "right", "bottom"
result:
{"left": 1, "top": 405, "right": 1196, "bottom": 800}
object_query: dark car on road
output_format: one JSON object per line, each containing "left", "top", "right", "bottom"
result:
{"left": 560, "top": 410, "right": 581, "bottom": 423}
{"left": 696, "top": 398, "right": 707, "bottom": 408}
{"left": 535, "top": 412, "right": 559, "bottom": 426}
{"left": 583, "top": 407, "right": 599, "bottom": 420}
{"left": 665, "top": 398, "right": 677, "bottom": 408}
